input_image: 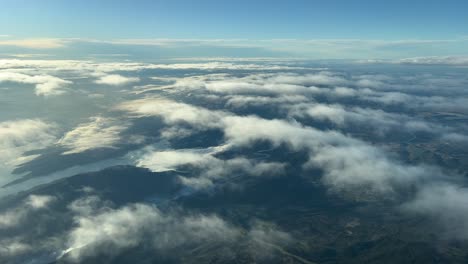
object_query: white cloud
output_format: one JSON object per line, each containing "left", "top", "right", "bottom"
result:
{"left": 297, "top": 103, "right": 348, "bottom": 125}
{"left": 144, "top": 71, "right": 468, "bottom": 114}
{"left": 64, "top": 201, "right": 240, "bottom": 260}
{"left": 118, "top": 72, "right": 464, "bottom": 196}
{"left": 205, "top": 81, "right": 311, "bottom": 95}
{"left": 222, "top": 115, "right": 354, "bottom": 150}
{"left": 136, "top": 148, "right": 217, "bottom": 172}
{"left": 0, "top": 119, "right": 57, "bottom": 167}
{"left": 94, "top": 74, "right": 140, "bottom": 86}
{"left": 0, "top": 71, "right": 72, "bottom": 96}
{"left": 119, "top": 90, "right": 462, "bottom": 196}
{"left": 26, "top": 194, "right": 56, "bottom": 209}
{"left": 403, "top": 183, "right": 468, "bottom": 239}
{"left": 307, "top": 145, "right": 435, "bottom": 194}
{"left": 64, "top": 195, "right": 293, "bottom": 261}
{"left": 199, "top": 72, "right": 348, "bottom": 96}
{"left": 117, "top": 97, "right": 228, "bottom": 130}
{"left": 146, "top": 62, "right": 300, "bottom": 71}
{"left": 225, "top": 94, "right": 308, "bottom": 109}
{"left": 136, "top": 147, "right": 285, "bottom": 190}
{"left": 58, "top": 117, "right": 128, "bottom": 155}
{"left": 0, "top": 59, "right": 300, "bottom": 78}
{"left": 0, "top": 38, "right": 67, "bottom": 49}
{"left": 0, "top": 195, "right": 55, "bottom": 229}
{"left": 290, "top": 103, "right": 452, "bottom": 136}
{"left": 147, "top": 72, "right": 455, "bottom": 113}
{"left": 222, "top": 115, "right": 444, "bottom": 195}
{"left": 268, "top": 72, "right": 348, "bottom": 86}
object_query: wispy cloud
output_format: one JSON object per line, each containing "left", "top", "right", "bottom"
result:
{"left": 1, "top": 37, "right": 467, "bottom": 59}
{"left": 58, "top": 117, "right": 129, "bottom": 155}
{"left": 0, "top": 38, "right": 68, "bottom": 49}
{"left": 358, "top": 56, "right": 468, "bottom": 65}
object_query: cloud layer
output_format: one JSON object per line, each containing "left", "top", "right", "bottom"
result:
{"left": 1, "top": 58, "right": 468, "bottom": 264}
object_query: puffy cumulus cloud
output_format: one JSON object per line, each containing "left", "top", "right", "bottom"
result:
{"left": 352, "top": 74, "right": 468, "bottom": 99}
{"left": 290, "top": 103, "right": 453, "bottom": 136}
{"left": 331, "top": 88, "right": 468, "bottom": 112}
{"left": 136, "top": 147, "right": 285, "bottom": 190}
{"left": 117, "top": 97, "right": 228, "bottom": 130}
{"left": 201, "top": 72, "right": 333, "bottom": 91}
{"left": 94, "top": 74, "right": 140, "bottom": 86}
{"left": 118, "top": 87, "right": 461, "bottom": 196}
{"left": 135, "top": 147, "right": 223, "bottom": 172}
{"left": 294, "top": 103, "right": 349, "bottom": 125}
{"left": 2, "top": 59, "right": 464, "bottom": 112}
{"left": 65, "top": 204, "right": 237, "bottom": 260}
{"left": 402, "top": 184, "right": 468, "bottom": 240}
{"left": 172, "top": 152, "right": 285, "bottom": 186}
{"left": 225, "top": 94, "right": 308, "bottom": 109}
{"left": 123, "top": 71, "right": 465, "bottom": 196}
{"left": 307, "top": 145, "right": 437, "bottom": 194}
{"left": 0, "top": 71, "right": 72, "bottom": 96}
{"left": 221, "top": 115, "right": 444, "bottom": 194}
{"left": 63, "top": 196, "right": 292, "bottom": 261}
{"left": 188, "top": 72, "right": 347, "bottom": 96}
{"left": 0, "top": 119, "right": 57, "bottom": 167}
{"left": 26, "top": 194, "right": 56, "bottom": 209}
{"left": 0, "top": 194, "right": 55, "bottom": 229}
{"left": 147, "top": 71, "right": 464, "bottom": 112}
{"left": 302, "top": 84, "right": 468, "bottom": 113}
{"left": 149, "top": 71, "right": 468, "bottom": 113}
{"left": 203, "top": 73, "right": 386, "bottom": 102}
{"left": 367, "top": 91, "right": 413, "bottom": 105}
{"left": 58, "top": 117, "right": 129, "bottom": 155}
{"left": 222, "top": 115, "right": 355, "bottom": 150}
{"left": 0, "top": 193, "right": 292, "bottom": 263}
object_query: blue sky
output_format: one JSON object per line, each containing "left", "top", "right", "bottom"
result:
{"left": 0, "top": 0, "right": 467, "bottom": 59}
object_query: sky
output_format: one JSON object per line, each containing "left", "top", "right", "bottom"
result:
{"left": 0, "top": 0, "right": 467, "bottom": 59}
